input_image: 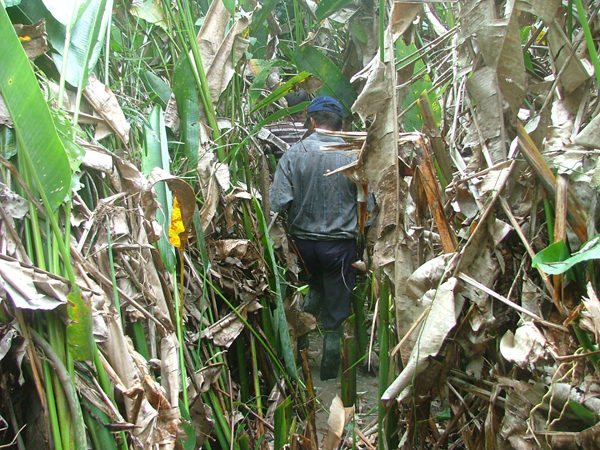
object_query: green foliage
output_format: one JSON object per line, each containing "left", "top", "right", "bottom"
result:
{"left": 395, "top": 38, "right": 441, "bottom": 131}
{"left": 315, "top": 0, "right": 353, "bottom": 21}
{"left": 294, "top": 44, "right": 357, "bottom": 117}
{"left": 533, "top": 237, "right": 600, "bottom": 275}
{"left": 66, "top": 286, "right": 94, "bottom": 360}
{"left": 250, "top": 71, "right": 312, "bottom": 113}
{"left": 143, "top": 105, "right": 176, "bottom": 271}
{"left": 140, "top": 71, "right": 173, "bottom": 109}
{"left": 47, "top": 0, "right": 110, "bottom": 88}
{"left": 173, "top": 53, "right": 201, "bottom": 169}
{"left": 0, "top": 6, "right": 71, "bottom": 210}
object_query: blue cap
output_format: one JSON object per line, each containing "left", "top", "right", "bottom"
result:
{"left": 307, "top": 96, "right": 343, "bottom": 117}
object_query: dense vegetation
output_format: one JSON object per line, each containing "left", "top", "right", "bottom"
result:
{"left": 2, "top": 0, "right": 600, "bottom": 449}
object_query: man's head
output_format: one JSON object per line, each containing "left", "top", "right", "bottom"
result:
{"left": 305, "top": 96, "right": 343, "bottom": 132}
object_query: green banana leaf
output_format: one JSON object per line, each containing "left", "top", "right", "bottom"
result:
{"left": 173, "top": 53, "right": 200, "bottom": 169}
{"left": 41, "top": 0, "right": 91, "bottom": 26}
{"left": 293, "top": 44, "right": 357, "bottom": 117}
{"left": 532, "top": 237, "right": 600, "bottom": 275}
{"left": 0, "top": 5, "right": 70, "bottom": 210}
{"left": 48, "top": 0, "right": 110, "bottom": 88}
{"left": 395, "top": 39, "right": 442, "bottom": 131}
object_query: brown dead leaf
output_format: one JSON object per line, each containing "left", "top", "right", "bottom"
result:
{"left": 14, "top": 21, "right": 48, "bottom": 60}
{"left": 213, "top": 239, "right": 261, "bottom": 266}
{"left": 83, "top": 73, "right": 131, "bottom": 147}
{"left": 391, "top": 2, "right": 420, "bottom": 42}
{"left": 322, "top": 395, "right": 355, "bottom": 450}
{"left": 201, "top": 299, "right": 262, "bottom": 347}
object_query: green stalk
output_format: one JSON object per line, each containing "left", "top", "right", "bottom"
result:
{"left": 573, "top": 324, "right": 600, "bottom": 369}
{"left": 253, "top": 197, "right": 297, "bottom": 379}
{"left": 379, "top": 0, "right": 385, "bottom": 63}
{"left": 353, "top": 279, "right": 369, "bottom": 359}
{"left": 274, "top": 396, "right": 292, "bottom": 449}
{"left": 30, "top": 329, "right": 87, "bottom": 450}
{"left": 104, "top": 6, "right": 112, "bottom": 85}
{"left": 567, "top": 0, "right": 574, "bottom": 41}
{"left": 130, "top": 321, "right": 151, "bottom": 360}
{"left": 341, "top": 315, "right": 357, "bottom": 407}
{"left": 20, "top": 145, "right": 76, "bottom": 284}
{"left": 206, "top": 390, "right": 231, "bottom": 449}
{"left": 36, "top": 316, "right": 63, "bottom": 450}
{"left": 47, "top": 314, "right": 74, "bottom": 450}
{"left": 378, "top": 273, "right": 390, "bottom": 450}
{"left": 172, "top": 262, "right": 189, "bottom": 411}
{"left": 82, "top": 398, "right": 119, "bottom": 450}
{"left": 250, "top": 335, "right": 264, "bottom": 419}
{"left": 574, "top": 0, "right": 600, "bottom": 88}
{"left": 543, "top": 197, "right": 555, "bottom": 242}
{"left": 445, "top": 2, "right": 455, "bottom": 29}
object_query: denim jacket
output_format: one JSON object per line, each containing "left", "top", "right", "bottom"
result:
{"left": 270, "top": 133, "right": 358, "bottom": 240}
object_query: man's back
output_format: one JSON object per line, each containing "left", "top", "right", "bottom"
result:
{"left": 270, "top": 132, "right": 358, "bottom": 240}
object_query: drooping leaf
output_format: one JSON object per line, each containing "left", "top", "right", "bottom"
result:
{"left": 173, "top": 53, "right": 200, "bottom": 169}
{"left": 149, "top": 168, "right": 196, "bottom": 250}
{"left": 0, "top": 257, "right": 67, "bottom": 310}
{"left": 83, "top": 73, "right": 130, "bottom": 146}
{"left": 66, "top": 286, "right": 94, "bottom": 361}
{"left": 140, "top": 71, "right": 173, "bottom": 109}
{"left": 0, "top": 6, "right": 70, "bottom": 210}
{"left": 293, "top": 45, "right": 357, "bottom": 117}
{"left": 129, "top": 0, "right": 167, "bottom": 30}
{"left": 533, "top": 238, "right": 600, "bottom": 275}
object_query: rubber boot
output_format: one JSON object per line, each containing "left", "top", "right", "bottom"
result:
{"left": 320, "top": 331, "right": 342, "bottom": 381}
{"left": 302, "top": 288, "right": 324, "bottom": 316}
{"left": 298, "top": 333, "right": 309, "bottom": 351}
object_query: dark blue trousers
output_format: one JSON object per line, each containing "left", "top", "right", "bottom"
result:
{"left": 293, "top": 238, "right": 357, "bottom": 331}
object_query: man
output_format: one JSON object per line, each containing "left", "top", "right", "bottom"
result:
{"left": 270, "top": 96, "right": 358, "bottom": 381}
